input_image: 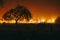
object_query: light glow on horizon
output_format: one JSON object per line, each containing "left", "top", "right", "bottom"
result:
{"left": 0, "top": 18, "right": 56, "bottom": 24}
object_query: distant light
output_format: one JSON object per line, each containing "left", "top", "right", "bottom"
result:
{"left": 29, "top": 19, "right": 36, "bottom": 23}
{"left": 0, "top": 20, "right": 3, "bottom": 23}
{"left": 0, "top": 18, "right": 56, "bottom": 24}
{"left": 51, "top": 19, "right": 55, "bottom": 23}
{"left": 10, "top": 20, "right": 16, "bottom": 23}
{"left": 47, "top": 19, "right": 51, "bottom": 23}
{"left": 40, "top": 19, "right": 45, "bottom": 23}
{"left": 29, "top": 19, "right": 32, "bottom": 23}
{"left": 46, "top": 19, "right": 55, "bottom": 23}
{"left": 37, "top": 19, "right": 41, "bottom": 23}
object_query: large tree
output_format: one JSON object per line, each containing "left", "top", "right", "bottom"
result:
{"left": 2, "top": 5, "right": 32, "bottom": 24}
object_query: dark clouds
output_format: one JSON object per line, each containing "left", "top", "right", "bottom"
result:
{"left": 0, "top": 0, "right": 4, "bottom": 7}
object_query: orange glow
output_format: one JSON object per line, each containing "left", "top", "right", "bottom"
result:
{"left": 1, "top": 20, "right": 16, "bottom": 24}
{"left": 46, "top": 18, "right": 56, "bottom": 23}
{"left": 0, "top": 20, "right": 3, "bottom": 23}
{"left": 9, "top": 20, "right": 16, "bottom": 23}
{"left": 51, "top": 19, "right": 55, "bottom": 23}
{"left": 18, "top": 19, "right": 26, "bottom": 23}
{"left": 40, "top": 19, "right": 46, "bottom": 23}
{"left": 0, "top": 0, "right": 60, "bottom": 22}
{"left": 0, "top": 18, "right": 56, "bottom": 24}
{"left": 28, "top": 19, "right": 37, "bottom": 23}
{"left": 37, "top": 19, "right": 41, "bottom": 23}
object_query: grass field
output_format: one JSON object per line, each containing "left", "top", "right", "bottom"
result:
{"left": 0, "top": 23, "right": 60, "bottom": 40}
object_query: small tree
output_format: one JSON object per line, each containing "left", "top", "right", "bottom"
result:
{"left": 55, "top": 17, "right": 60, "bottom": 24}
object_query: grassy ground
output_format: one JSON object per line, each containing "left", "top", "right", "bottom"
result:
{"left": 0, "top": 23, "right": 60, "bottom": 40}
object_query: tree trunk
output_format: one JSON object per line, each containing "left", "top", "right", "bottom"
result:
{"left": 16, "top": 20, "right": 18, "bottom": 24}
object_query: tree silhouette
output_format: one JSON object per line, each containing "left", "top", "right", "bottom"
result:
{"left": 55, "top": 17, "right": 60, "bottom": 24}
{"left": 15, "top": 5, "right": 32, "bottom": 21}
{"left": 2, "top": 5, "right": 32, "bottom": 24}
{"left": 2, "top": 11, "right": 14, "bottom": 20}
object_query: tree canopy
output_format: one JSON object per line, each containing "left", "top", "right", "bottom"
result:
{"left": 2, "top": 5, "right": 32, "bottom": 23}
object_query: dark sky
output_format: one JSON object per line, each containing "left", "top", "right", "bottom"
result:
{"left": 0, "top": 0, "right": 60, "bottom": 19}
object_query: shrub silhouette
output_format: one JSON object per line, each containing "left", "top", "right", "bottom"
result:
{"left": 55, "top": 17, "right": 60, "bottom": 24}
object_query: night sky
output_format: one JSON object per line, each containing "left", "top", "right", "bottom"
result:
{"left": 0, "top": 0, "right": 60, "bottom": 20}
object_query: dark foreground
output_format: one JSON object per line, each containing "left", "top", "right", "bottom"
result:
{"left": 0, "top": 23, "right": 60, "bottom": 40}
